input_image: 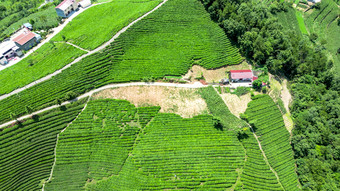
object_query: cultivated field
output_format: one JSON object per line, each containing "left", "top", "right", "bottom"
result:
{"left": 244, "top": 95, "right": 300, "bottom": 190}
{"left": 52, "top": 0, "right": 163, "bottom": 50}
{"left": 0, "top": 0, "right": 242, "bottom": 124}
{"left": 304, "top": 0, "right": 340, "bottom": 69}
{"left": 0, "top": 43, "right": 86, "bottom": 95}
{"left": 0, "top": 100, "right": 85, "bottom": 191}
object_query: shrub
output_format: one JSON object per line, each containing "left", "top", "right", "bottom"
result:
{"left": 64, "top": 91, "right": 78, "bottom": 101}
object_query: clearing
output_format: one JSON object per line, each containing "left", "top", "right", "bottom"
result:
{"left": 220, "top": 93, "right": 252, "bottom": 118}
{"left": 183, "top": 61, "right": 250, "bottom": 83}
{"left": 93, "top": 86, "right": 208, "bottom": 118}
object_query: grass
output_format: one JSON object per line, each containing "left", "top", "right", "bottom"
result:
{"left": 296, "top": 11, "right": 309, "bottom": 34}
{"left": 0, "top": 100, "right": 85, "bottom": 191}
{"left": 0, "top": 43, "right": 86, "bottom": 95}
{"left": 0, "top": 0, "right": 242, "bottom": 124}
{"left": 52, "top": 0, "right": 163, "bottom": 50}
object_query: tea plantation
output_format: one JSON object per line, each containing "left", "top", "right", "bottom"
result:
{"left": 244, "top": 95, "right": 300, "bottom": 190}
{"left": 0, "top": 0, "right": 242, "bottom": 124}
{"left": 52, "top": 0, "right": 163, "bottom": 50}
{"left": 0, "top": 100, "right": 85, "bottom": 191}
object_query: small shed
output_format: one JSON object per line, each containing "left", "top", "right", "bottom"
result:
{"left": 79, "top": 0, "right": 91, "bottom": 8}
{"left": 55, "top": 0, "right": 78, "bottom": 18}
{"left": 23, "top": 23, "right": 33, "bottom": 30}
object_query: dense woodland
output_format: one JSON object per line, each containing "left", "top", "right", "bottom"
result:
{"left": 201, "top": 0, "right": 339, "bottom": 190}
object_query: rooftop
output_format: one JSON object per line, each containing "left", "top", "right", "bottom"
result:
{"left": 56, "top": 0, "right": 75, "bottom": 10}
{"left": 0, "top": 41, "right": 16, "bottom": 55}
{"left": 13, "top": 31, "right": 36, "bottom": 46}
{"left": 230, "top": 70, "right": 253, "bottom": 79}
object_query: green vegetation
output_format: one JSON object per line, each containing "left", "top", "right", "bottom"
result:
{"left": 0, "top": 100, "right": 85, "bottom": 191}
{"left": 243, "top": 95, "right": 299, "bottom": 190}
{"left": 238, "top": 129, "right": 283, "bottom": 190}
{"left": 0, "top": 43, "right": 86, "bottom": 95}
{"left": 231, "top": 87, "right": 250, "bottom": 97}
{"left": 276, "top": 6, "right": 302, "bottom": 36}
{"left": 3, "top": 5, "right": 61, "bottom": 36}
{"left": 52, "top": 0, "right": 163, "bottom": 50}
{"left": 199, "top": 86, "right": 247, "bottom": 129}
{"left": 305, "top": 0, "right": 340, "bottom": 69}
{"left": 0, "top": 0, "right": 241, "bottom": 124}
{"left": 88, "top": 113, "right": 244, "bottom": 190}
{"left": 295, "top": 11, "right": 308, "bottom": 34}
{"left": 45, "top": 99, "right": 160, "bottom": 190}
{"left": 0, "top": 0, "right": 62, "bottom": 40}
{"left": 48, "top": 98, "right": 245, "bottom": 189}
{"left": 291, "top": 75, "right": 339, "bottom": 190}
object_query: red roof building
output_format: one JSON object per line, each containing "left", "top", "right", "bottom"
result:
{"left": 13, "top": 31, "right": 37, "bottom": 51}
{"left": 230, "top": 70, "right": 257, "bottom": 82}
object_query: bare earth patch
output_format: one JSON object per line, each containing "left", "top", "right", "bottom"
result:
{"left": 220, "top": 93, "right": 252, "bottom": 117}
{"left": 93, "top": 86, "right": 208, "bottom": 118}
{"left": 183, "top": 62, "right": 251, "bottom": 83}
{"left": 269, "top": 74, "right": 294, "bottom": 133}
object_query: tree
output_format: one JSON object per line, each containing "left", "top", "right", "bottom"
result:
{"left": 55, "top": 98, "right": 62, "bottom": 105}
{"left": 0, "top": 5, "right": 6, "bottom": 12}
{"left": 62, "top": 35, "right": 66, "bottom": 41}
{"left": 252, "top": 79, "right": 262, "bottom": 90}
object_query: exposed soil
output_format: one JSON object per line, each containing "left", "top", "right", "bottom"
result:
{"left": 93, "top": 86, "right": 208, "bottom": 118}
{"left": 183, "top": 62, "right": 251, "bottom": 83}
{"left": 220, "top": 93, "right": 252, "bottom": 117}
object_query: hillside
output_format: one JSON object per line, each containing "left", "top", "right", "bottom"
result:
{"left": 0, "top": 0, "right": 338, "bottom": 190}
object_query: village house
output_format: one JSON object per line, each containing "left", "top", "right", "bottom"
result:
{"left": 12, "top": 30, "right": 40, "bottom": 51}
{"left": 0, "top": 41, "right": 22, "bottom": 65}
{"left": 230, "top": 70, "right": 258, "bottom": 83}
{"left": 55, "top": 0, "right": 78, "bottom": 18}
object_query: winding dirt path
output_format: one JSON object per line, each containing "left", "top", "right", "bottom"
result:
{"left": 0, "top": 0, "right": 168, "bottom": 101}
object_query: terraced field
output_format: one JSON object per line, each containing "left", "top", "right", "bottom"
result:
{"left": 304, "top": 0, "right": 340, "bottom": 69}
{"left": 45, "top": 99, "right": 160, "bottom": 190}
{"left": 52, "top": 0, "right": 163, "bottom": 50}
{"left": 244, "top": 95, "right": 300, "bottom": 190}
{"left": 276, "top": 7, "right": 303, "bottom": 36}
{"left": 0, "top": 100, "right": 85, "bottom": 191}
{"left": 85, "top": 113, "right": 245, "bottom": 190}
{"left": 0, "top": 43, "right": 86, "bottom": 95}
{"left": 237, "top": 129, "right": 283, "bottom": 190}
{"left": 0, "top": 0, "right": 242, "bottom": 124}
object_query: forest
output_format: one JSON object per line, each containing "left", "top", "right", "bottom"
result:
{"left": 201, "top": 0, "right": 339, "bottom": 190}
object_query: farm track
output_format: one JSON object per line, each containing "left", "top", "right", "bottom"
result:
{"left": 54, "top": 41, "right": 90, "bottom": 52}
{"left": 0, "top": 0, "right": 168, "bottom": 101}
{"left": 0, "top": 82, "right": 206, "bottom": 129}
